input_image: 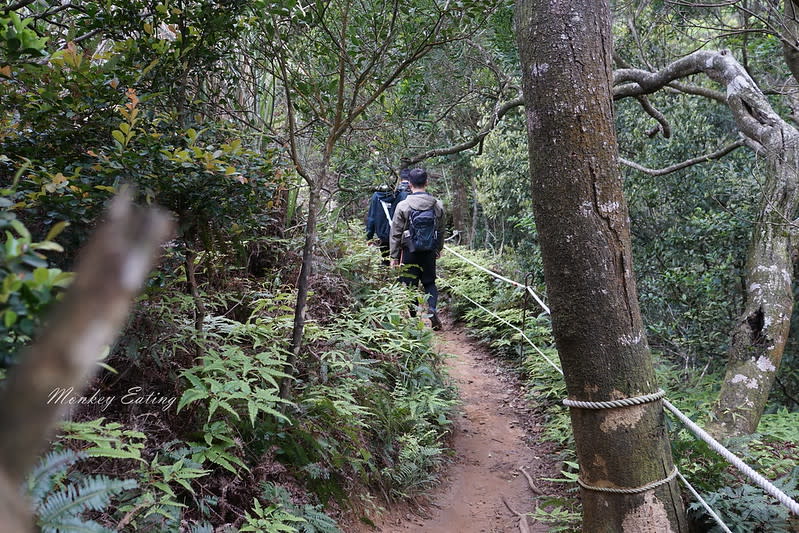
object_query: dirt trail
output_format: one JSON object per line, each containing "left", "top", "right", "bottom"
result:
{"left": 354, "top": 319, "right": 557, "bottom": 533}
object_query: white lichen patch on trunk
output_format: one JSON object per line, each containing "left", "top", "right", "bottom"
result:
{"left": 727, "top": 74, "right": 750, "bottom": 97}
{"left": 599, "top": 404, "right": 646, "bottom": 433}
{"left": 756, "top": 355, "right": 776, "bottom": 372}
{"left": 730, "top": 373, "right": 759, "bottom": 389}
{"left": 530, "top": 63, "right": 549, "bottom": 76}
{"left": 619, "top": 332, "right": 644, "bottom": 346}
{"left": 622, "top": 492, "right": 675, "bottom": 533}
{"left": 599, "top": 201, "right": 620, "bottom": 214}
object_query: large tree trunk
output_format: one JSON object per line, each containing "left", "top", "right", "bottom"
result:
{"left": 515, "top": 1, "right": 687, "bottom": 531}
{"left": 614, "top": 50, "right": 799, "bottom": 437}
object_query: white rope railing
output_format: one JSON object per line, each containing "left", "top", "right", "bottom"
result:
{"left": 664, "top": 399, "right": 799, "bottom": 516}
{"left": 443, "top": 246, "right": 799, "bottom": 526}
{"left": 451, "top": 289, "right": 562, "bottom": 375}
{"left": 677, "top": 470, "right": 733, "bottom": 533}
{"left": 444, "top": 245, "right": 550, "bottom": 314}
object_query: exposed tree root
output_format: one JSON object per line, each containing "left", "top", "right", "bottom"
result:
{"left": 519, "top": 466, "right": 543, "bottom": 495}
{"left": 502, "top": 496, "right": 531, "bottom": 533}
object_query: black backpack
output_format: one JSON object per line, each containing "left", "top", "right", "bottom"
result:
{"left": 408, "top": 207, "right": 438, "bottom": 252}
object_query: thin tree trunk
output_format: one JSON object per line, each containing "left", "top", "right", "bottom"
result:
{"left": 469, "top": 175, "right": 479, "bottom": 247}
{"left": 280, "top": 184, "right": 321, "bottom": 400}
{"left": 515, "top": 1, "right": 687, "bottom": 531}
{"left": 185, "top": 248, "right": 206, "bottom": 336}
{"left": 452, "top": 168, "right": 468, "bottom": 242}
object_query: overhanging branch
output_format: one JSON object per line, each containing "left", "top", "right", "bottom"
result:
{"left": 620, "top": 139, "right": 746, "bottom": 176}
{"left": 406, "top": 96, "right": 524, "bottom": 164}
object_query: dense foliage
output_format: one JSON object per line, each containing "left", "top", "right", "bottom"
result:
{"left": 2, "top": 0, "right": 799, "bottom": 530}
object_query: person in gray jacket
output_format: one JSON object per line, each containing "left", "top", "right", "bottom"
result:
{"left": 389, "top": 168, "right": 445, "bottom": 330}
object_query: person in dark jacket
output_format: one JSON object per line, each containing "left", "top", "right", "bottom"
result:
{"left": 389, "top": 168, "right": 445, "bottom": 330}
{"left": 366, "top": 188, "right": 394, "bottom": 263}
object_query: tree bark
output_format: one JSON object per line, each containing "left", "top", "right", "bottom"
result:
{"left": 515, "top": 1, "right": 687, "bottom": 531}
{"left": 708, "top": 135, "right": 799, "bottom": 436}
{"left": 0, "top": 196, "right": 171, "bottom": 531}
{"left": 783, "top": 0, "right": 799, "bottom": 83}
{"left": 184, "top": 248, "right": 206, "bottom": 346}
{"left": 613, "top": 49, "right": 799, "bottom": 437}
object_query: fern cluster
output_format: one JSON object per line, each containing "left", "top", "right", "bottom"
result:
{"left": 28, "top": 450, "right": 137, "bottom": 533}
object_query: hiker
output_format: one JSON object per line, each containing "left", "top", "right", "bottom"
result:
{"left": 395, "top": 167, "right": 411, "bottom": 205}
{"left": 389, "top": 168, "right": 445, "bottom": 330}
{"left": 365, "top": 185, "right": 394, "bottom": 263}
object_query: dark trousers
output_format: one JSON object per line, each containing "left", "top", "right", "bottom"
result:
{"left": 378, "top": 240, "right": 390, "bottom": 266}
{"left": 399, "top": 248, "right": 438, "bottom": 313}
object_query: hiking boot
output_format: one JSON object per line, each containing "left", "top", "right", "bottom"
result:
{"left": 430, "top": 312, "right": 442, "bottom": 331}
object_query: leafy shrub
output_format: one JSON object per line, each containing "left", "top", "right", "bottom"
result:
{"left": 688, "top": 468, "right": 799, "bottom": 532}
{"left": 260, "top": 482, "right": 342, "bottom": 533}
{"left": 380, "top": 431, "right": 445, "bottom": 499}
{"left": 240, "top": 499, "right": 306, "bottom": 533}
{"left": 177, "top": 344, "right": 293, "bottom": 474}
{"left": 0, "top": 187, "right": 72, "bottom": 363}
{"left": 58, "top": 418, "right": 211, "bottom": 529}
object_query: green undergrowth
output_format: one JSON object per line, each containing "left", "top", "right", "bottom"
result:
{"left": 21, "top": 228, "right": 456, "bottom": 531}
{"left": 440, "top": 245, "right": 799, "bottom": 533}
{"left": 656, "top": 357, "right": 799, "bottom": 532}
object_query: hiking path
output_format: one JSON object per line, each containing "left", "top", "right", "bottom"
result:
{"left": 350, "top": 316, "right": 562, "bottom": 533}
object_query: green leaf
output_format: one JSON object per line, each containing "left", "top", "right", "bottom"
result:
{"left": 32, "top": 241, "right": 64, "bottom": 252}
{"left": 84, "top": 447, "right": 144, "bottom": 462}
{"left": 33, "top": 267, "right": 50, "bottom": 285}
{"left": 177, "top": 389, "right": 208, "bottom": 412}
{"left": 4, "top": 310, "right": 17, "bottom": 328}
{"left": 9, "top": 219, "right": 30, "bottom": 240}
{"left": 44, "top": 221, "right": 69, "bottom": 242}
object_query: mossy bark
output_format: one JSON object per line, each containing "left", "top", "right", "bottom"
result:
{"left": 709, "top": 129, "right": 799, "bottom": 437}
{"left": 515, "top": 1, "right": 687, "bottom": 531}
{"left": 613, "top": 48, "right": 799, "bottom": 437}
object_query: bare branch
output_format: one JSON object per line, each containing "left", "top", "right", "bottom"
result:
{"left": 620, "top": 139, "right": 746, "bottom": 176}
{"left": 614, "top": 49, "right": 790, "bottom": 145}
{"left": 3, "top": 0, "right": 37, "bottom": 12}
{"left": 407, "top": 96, "right": 524, "bottom": 164}
{"left": 635, "top": 95, "right": 671, "bottom": 138}
{"left": 0, "top": 194, "right": 172, "bottom": 485}
{"left": 666, "top": 0, "right": 741, "bottom": 7}
{"left": 272, "top": 18, "right": 313, "bottom": 185}
{"left": 665, "top": 81, "right": 727, "bottom": 103}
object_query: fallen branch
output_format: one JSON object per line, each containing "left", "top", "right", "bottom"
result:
{"left": 519, "top": 466, "right": 544, "bottom": 495}
{"left": 501, "top": 496, "right": 531, "bottom": 533}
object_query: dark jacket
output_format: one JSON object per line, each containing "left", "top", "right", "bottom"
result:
{"left": 389, "top": 191, "right": 445, "bottom": 260}
{"left": 366, "top": 191, "right": 395, "bottom": 242}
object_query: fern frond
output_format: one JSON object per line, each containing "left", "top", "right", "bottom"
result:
{"left": 28, "top": 449, "right": 86, "bottom": 505}
{"left": 37, "top": 475, "right": 136, "bottom": 530}
{"left": 40, "top": 516, "right": 112, "bottom": 533}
